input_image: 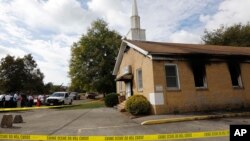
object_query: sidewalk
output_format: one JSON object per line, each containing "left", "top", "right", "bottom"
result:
{"left": 132, "top": 111, "right": 250, "bottom": 125}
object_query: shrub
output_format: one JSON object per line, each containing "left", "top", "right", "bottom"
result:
{"left": 104, "top": 93, "right": 119, "bottom": 107}
{"left": 125, "top": 95, "right": 150, "bottom": 115}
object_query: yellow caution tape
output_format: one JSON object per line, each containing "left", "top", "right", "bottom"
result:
{"left": 0, "top": 130, "right": 229, "bottom": 141}
{"left": 0, "top": 105, "right": 68, "bottom": 112}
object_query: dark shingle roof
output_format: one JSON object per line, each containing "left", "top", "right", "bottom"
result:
{"left": 126, "top": 40, "right": 250, "bottom": 56}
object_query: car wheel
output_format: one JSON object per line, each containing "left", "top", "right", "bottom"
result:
{"left": 69, "top": 100, "right": 72, "bottom": 105}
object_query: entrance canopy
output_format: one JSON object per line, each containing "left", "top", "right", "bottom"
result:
{"left": 116, "top": 73, "right": 133, "bottom": 81}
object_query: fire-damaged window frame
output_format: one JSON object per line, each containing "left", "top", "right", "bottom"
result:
{"left": 191, "top": 62, "right": 208, "bottom": 89}
{"left": 136, "top": 68, "right": 143, "bottom": 92}
{"left": 165, "top": 64, "right": 180, "bottom": 90}
{"left": 227, "top": 62, "right": 244, "bottom": 88}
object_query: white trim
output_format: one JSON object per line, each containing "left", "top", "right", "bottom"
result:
{"left": 113, "top": 42, "right": 127, "bottom": 75}
{"left": 148, "top": 54, "right": 153, "bottom": 59}
{"left": 164, "top": 64, "right": 181, "bottom": 90}
{"left": 113, "top": 40, "right": 152, "bottom": 75}
{"left": 123, "top": 40, "right": 149, "bottom": 56}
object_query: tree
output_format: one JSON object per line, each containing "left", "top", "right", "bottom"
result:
{"left": 43, "top": 82, "right": 53, "bottom": 94}
{"left": 69, "top": 19, "right": 121, "bottom": 94}
{"left": 0, "top": 54, "right": 44, "bottom": 93}
{"left": 43, "top": 82, "right": 67, "bottom": 94}
{"left": 0, "top": 55, "right": 25, "bottom": 93}
{"left": 202, "top": 23, "right": 250, "bottom": 47}
{"left": 22, "top": 54, "right": 44, "bottom": 93}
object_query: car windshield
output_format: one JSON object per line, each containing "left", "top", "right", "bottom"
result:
{"left": 51, "top": 93, "right": 64, "bottom": 97}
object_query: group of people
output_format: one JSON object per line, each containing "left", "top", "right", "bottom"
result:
{"left": 0, "top": 93, "right": 39, "bottom": 108}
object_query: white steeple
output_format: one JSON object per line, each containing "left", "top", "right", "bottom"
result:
{"left": 131, "top": 0, "right": 140, "bottom": 29}
{"left": 132, "top": 0, "right": 138, "bottom": 16}
{"left": 125, "top": 0, "right": 146, "bottom": 41}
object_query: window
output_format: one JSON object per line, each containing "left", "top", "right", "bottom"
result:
{"left": 192, "top": 63, "right": 207, "bottom": 88}
{"left": 119, "top": 82, "right": 123, "bottom": 91}
{"left": 136, "top": 69, "right": 143, "bottom": 91}
{"left": 165, "top": 64, "right": 180, "bottom": 89}
{"left": 228, "top": 63, "right": 243, "bottom": 88}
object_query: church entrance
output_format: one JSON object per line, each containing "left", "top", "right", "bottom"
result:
{"left": 125, "top": 81, "right": 133, "bottom": 99}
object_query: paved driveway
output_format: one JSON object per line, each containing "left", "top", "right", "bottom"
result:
{"left": 1, "top": 107, "right": 250, "bottom": 141}
{"left": 0, "top": 108, "right": 150, "bottom": 136}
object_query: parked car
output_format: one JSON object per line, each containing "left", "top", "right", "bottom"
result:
{"left": 85, "top": 92, "right": 97, "bottom": 99}
{"left": 69, "top": 92, "right": 80, "bottom": 100}
{"left": 46, "top": 92, "right": 73, "bottom": 106}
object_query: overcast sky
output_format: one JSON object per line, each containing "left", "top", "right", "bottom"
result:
{"left": 0, "top": 0, "right": 250, "bottom": 85}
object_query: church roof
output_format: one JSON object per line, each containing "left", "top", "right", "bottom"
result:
{"left": 126, "top": 40, "right": 250, "bottom": 56}
{"left": 113, "top": 39, "right": 250, "bottom": 75}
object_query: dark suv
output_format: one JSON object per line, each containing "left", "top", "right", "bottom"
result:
{"left": 85, "top": 92, "right": 97, "bottom": 99}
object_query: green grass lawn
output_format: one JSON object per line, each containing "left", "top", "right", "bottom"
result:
{"left": 59, "top": 100, "right": 105, "bottom": 110}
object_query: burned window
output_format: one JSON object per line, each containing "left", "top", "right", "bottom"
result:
{"left": 165, "top": 64, "right": 179, "bottom": 89}
{"left": 228, "top": 63, "right": 243, "bottom": 87}
{"left": 191, "top": 63, "right": 207, "bottom": 88}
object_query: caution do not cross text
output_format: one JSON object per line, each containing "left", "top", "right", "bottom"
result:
{"left": 0, "top": 130, "right": 229, "bottom": 141}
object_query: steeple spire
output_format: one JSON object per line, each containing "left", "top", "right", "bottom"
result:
{"left": 131, "top": 0, "right": 140, "bottom": 29}
{"left": 125, "top": 0, "right": 146, "bottom": 41}
{"left": 132, "top": 0, "right": 138, "bottom": 16}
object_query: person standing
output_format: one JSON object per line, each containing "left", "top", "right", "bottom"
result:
{"left": 20, "top": 94, "right": 26, "bottom": 107}
{"left": 13, "top": 92, "right": 18, "bottom": 107}
{"left": 43, "top": 94, "right": 46, "bottom": 105}
{"left": 28, "top": 95, "right": 34, "bottom": 107}
{"left": 14, "top": 92, "right": 18, "bottom": 100}
{"left": 36, "top": 95, "right": 42, "bottom": 107}
{"left": 17, "top": 94, "right": 22, "bottom": 107}
{"left": 4, "top": 94, "right": 11, "bottom": 108}
{"left": 9, "top": 94, "right": 14, "bottom": 108}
